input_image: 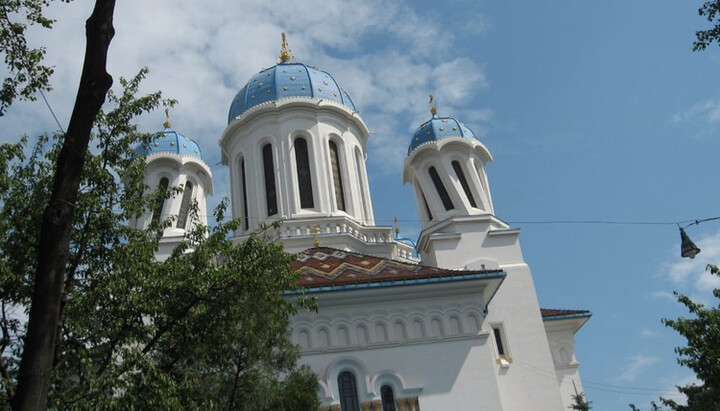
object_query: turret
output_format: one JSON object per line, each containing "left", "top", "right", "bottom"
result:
{"left": 403, "top": 97, "right": 494, "bottom": 228}
{"left": 134, "top": 113, "right": 213, "bottom": 260}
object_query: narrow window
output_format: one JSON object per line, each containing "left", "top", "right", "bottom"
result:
{"left": 381, "top": 385, "right": 396, "bottom": 411}
{"left": 338, "top": 371, "right": 360, "bottom": 411}
{"left": 452, "top": 160, "right": 477, "bottom": 208}
{"left": 295, "top": 138, "right": 314, "bottom": 209}
{"left": 493, "top": 326, "right": 508, "bottom": 357}
{"left": 176, "top": 181, "right": 193, "bottom": 229}
{"left": 240, "top": 159, "right": 249, "bottom": 231}
{"left": 152, "top": 177, "right": 169, "bottom": 223}
{"left": 262, "top": 144, "right": 278, "bottom": 216}
{"left": 429, "top": 166, "right": 454, "bottom": 210}
{"left": 419, "top": 187, "right": 433, "bottom": 221}
{"left": 329, "top": 140, "right": 346, "bottom": 211}
{"left": 355, "top": 149, "right": 369, "bottom": 221}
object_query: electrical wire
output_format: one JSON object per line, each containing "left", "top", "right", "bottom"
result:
{"left": 38, "top": 88, "right": 65, "bottom": 134}
{"left": 512, "top": 358, "right": 683, "bottom": 398}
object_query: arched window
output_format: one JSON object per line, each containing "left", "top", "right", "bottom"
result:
{"left": 452, "top": 160, "right": 477, "bottom": 208}
{"left": 176, "top": 180, "right": 193, "bottom": 229}
{"left": 295, "top": 137, "right": 314, "bottom": 209}
{"left": 381, "top": 385, "right": 397, "bottom": 411}
{"left": 429, "top": 166, "right": 454, "bottom": 211}
{"left": 262, "top": 144, "right": 278, "bottom": 216}
{"left": 419, "top": 187, "right": 433, "bottom": 222}
{"left": 338, "top": 371, "right": 360, "bottom": 411}
{"left": 329, "top": 140, "right": 346, "bottom": 211}
{"left": 240, "top": 159, "right": 249, "bottom": 231}
{"left": 151, "top": 177, "right": 169, "bottom": 223}
{"left": 355, "top": 148, "right": 369, "bottom": 221}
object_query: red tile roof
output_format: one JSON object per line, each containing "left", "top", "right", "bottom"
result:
{"left": 293, "top": 247, "right": 502, "bottom": 288}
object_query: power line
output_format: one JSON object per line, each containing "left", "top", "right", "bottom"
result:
{"left": 38, "top": 88, "right": 65, "bottom": 134}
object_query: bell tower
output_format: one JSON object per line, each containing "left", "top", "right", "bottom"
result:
{"left": 220, "top": 34, "right": 413, "bottom": 261}
{"left": 135, "top": 112, "right": 213, "bottom": 261}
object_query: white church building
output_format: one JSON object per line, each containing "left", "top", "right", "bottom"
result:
{"left": 137, "top": 39, "right": 591, "bottom": 410}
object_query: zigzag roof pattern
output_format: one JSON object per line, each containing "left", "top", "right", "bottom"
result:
{"left": 292, "top": 247, "right": 501, "bottom": 288}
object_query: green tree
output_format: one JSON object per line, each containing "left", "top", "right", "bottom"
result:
{"left": 694, "top": 1, "right": 720, "bottom": 50}
{"left": 630, "top": 264, "right": 720, "bottom": 411}
{"left": 0, "top": 70, "right": 318, "bottom": 410}
{"left": 0, "top": 0, "right": 57, "bottom": 115}
{"left": 569, "top": 392, "right": 592, "bottom": 410}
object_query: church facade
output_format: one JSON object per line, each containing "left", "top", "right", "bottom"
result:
{"left": 138, "top": 40, "right": 590, "bottom": 410}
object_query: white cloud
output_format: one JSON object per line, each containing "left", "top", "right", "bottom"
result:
{"left": 639, "top": 328, "right": 659, "bottom": 338}
{"left": 2, "top": 0, "right": 490, "bottom": 178}
{"left": 649, "top": 290, "right": 677, "bottom": 303}
{"left": 616, "top": 355, "right": 660, "bottom": 382}
{"left": 672, "top": 100, "right": 720, "bottom": 125}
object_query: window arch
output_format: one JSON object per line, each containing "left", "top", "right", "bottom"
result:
{"left": 381, "top": 385, "right": 397, "bottom": 411}
{"left": 176, "top": 180, "right": 194, "bottom": 229}
{"left": 452, "top": 160, "right": 477, "bottom": 208}
{"left": 428, "top": 166, "right": 454, "bottom": 211}
{"left": 262, "top": 143, "right": 278, "bottom": 216}
{"left": 338, "top": 371, "right": 360, "bottom": 411}
{"left": 328, "top": 140, "right": 346, "bottom": 211}
{"left": 294, "top": 137, "right": 314, "bottom": 209}
{"left": 240, "top": 158, "right": 249, "bottom": 231}
{"left": 354, "top": 148, "right": 369, "bottom": 221}
{"left": 151, "top": 177, "right": 170, "bottom": 223}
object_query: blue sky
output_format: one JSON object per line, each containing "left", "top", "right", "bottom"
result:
{"left": 5, "top": 0, "right": 720, "bottom": 408}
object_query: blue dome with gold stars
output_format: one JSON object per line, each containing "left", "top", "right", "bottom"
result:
{"left": 408, "top": 115, "right": 478, "bottom": 155}
{"left": 228, "top": 62, "right": 356, "bottom": 124}
{"left": 135, "top": 128, "right": 204, "bottom": 161}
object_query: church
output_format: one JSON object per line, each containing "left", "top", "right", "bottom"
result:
{"left": 136, "top": 37, "right": 591, "bottom": 410}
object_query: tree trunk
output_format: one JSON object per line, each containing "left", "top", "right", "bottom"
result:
{"left": 12, "top": 1, "right": 115, "bottom": 409}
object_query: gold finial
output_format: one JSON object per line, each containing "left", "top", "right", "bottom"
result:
{"left": 311, "top": 225, "right": 321, "bottom": 247}
{"left": 429, "top": 94, "right": 438, "bottom": 116}
{"left": 393, "top": 216, "right": 401, "bottom": 237}
{"left": 163, "top": 107, "right": 172, "bottom": 129}
{"left": 279, "top": 32, "right": 292, "bottom": 63}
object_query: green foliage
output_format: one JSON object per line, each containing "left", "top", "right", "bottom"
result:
{"left": 631, "top": 264, "right": 720, "bottom": 411}
{"left": 0, "top": 0, "right": 61, "bottom": 115}
{"left": 694, "top": 1, "right": 720, "bottom": 50}
{"left": 569, "top": 392, "right": 591, "bottom": 410}
{"left": 0, "top": 69, "right": 318, "bottom": 409}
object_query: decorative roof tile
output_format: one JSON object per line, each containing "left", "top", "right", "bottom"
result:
{"left": 293, "top": 247, "right": 502, "bottom": 288}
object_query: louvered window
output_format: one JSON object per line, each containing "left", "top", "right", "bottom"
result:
{"left": 295, "top": 138, "right": 314, "bottom": 209}
{"left": 152, "top": 177, "right": 169, "bottom": 223}
{"left": 329, "top": 141, "right": 346, "bottom": 211}
{"left": 420, "top": 188, "right": 433, "bottom": 221}
{"left": 452, "top": 160, "right": 477, "bottom": 208}
{"left": 176, "top": 181, "right": 193, "bottom": 229}
{"left": 262, "top": 144, "right": 278, "bottom": 216}
{"left": 240, "top": 159, "right": 249, "bottom": 231}
{"left": 429, "top": 166, "right": 454, "bottom": 210}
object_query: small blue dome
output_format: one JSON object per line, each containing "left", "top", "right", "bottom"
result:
{"left": 228, "top": 62, "right": 356, "bottom": 123}
{"left": 135, "top": 128, "right": 204, "bottom": 160}
{"left": 408, "top": 116, "right": 478, "bottom": 155}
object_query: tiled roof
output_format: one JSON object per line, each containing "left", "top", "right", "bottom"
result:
{"left": 540, "top": 308, "right": 591, "bottom": 319}
{"left": 293, "top": 247, "right": 502, "bottom": 288}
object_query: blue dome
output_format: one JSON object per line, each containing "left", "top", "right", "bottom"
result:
{"left": 228, "top": 62, "right": 356, "bottom": 123}
{"left": 408, "top": 116, "right": 478, "bottom": 155}
{"left": 135, "top": 128, "right": 204, "bottom": 160}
